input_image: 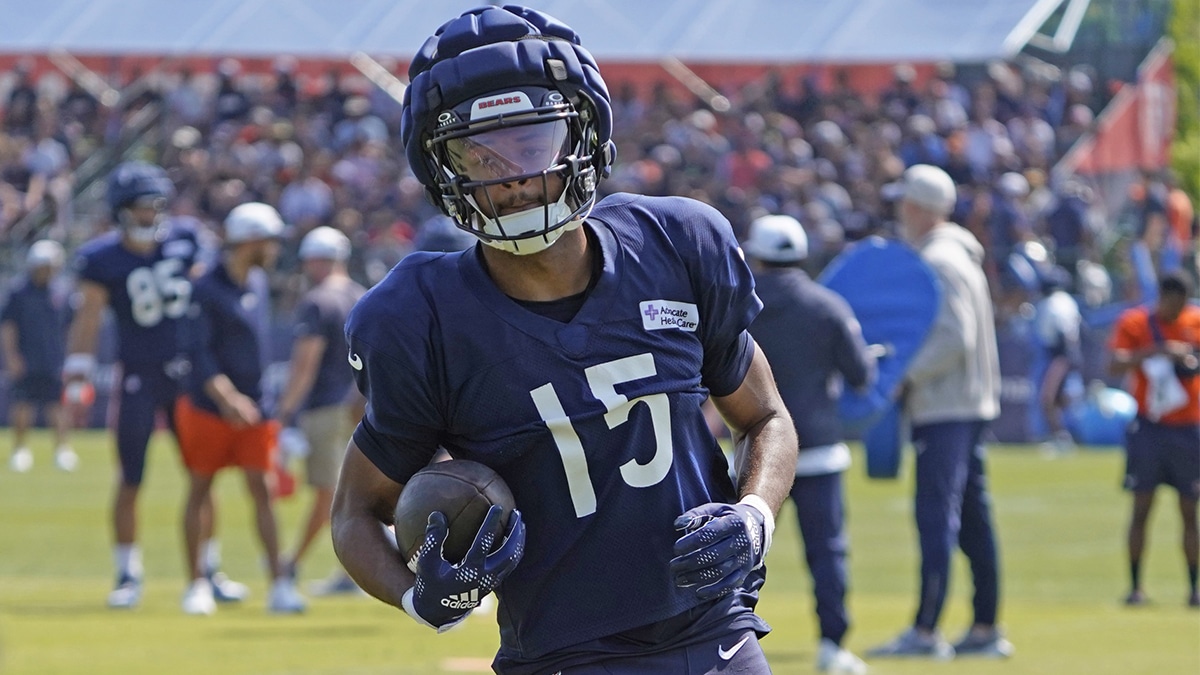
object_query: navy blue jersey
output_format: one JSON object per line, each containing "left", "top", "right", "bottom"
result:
{"left": 183, "top": 263, "right": 272, "bottom": 415}
{"left": 347, "top": 194, "right": 762, "bottom": 662}
{"left": 0, "top": 279, "right": 70, "bottom": 375}
{"left": 73, "top": 222, "right": 202, "bottom": 368}
{"left": 293, "top": 276, "right": 366, "bottom": 411}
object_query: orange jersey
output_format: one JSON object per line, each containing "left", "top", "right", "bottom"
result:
{"left": 1110, "top": 304, "right": 1200, "bottom": 425}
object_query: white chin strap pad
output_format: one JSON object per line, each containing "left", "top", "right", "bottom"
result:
{"left": 126, "top": 226, "right": 159, "bottom": 244}
{"left": 472, "top": 193, "right": 576, "bottom": 256}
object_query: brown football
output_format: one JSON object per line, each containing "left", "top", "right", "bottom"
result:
{"left": 393, "top": 459, "right": 515, "bottom": 568}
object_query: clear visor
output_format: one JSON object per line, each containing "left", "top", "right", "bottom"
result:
{"left": 131, "top": 196, "right": 167, "bottom": 212}
{"left": 445, "top": 119, "right": 570, "bottom": 183}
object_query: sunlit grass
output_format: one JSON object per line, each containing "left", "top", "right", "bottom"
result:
{"left": 1, "top": 430, "right": 1197, "bottom": 674}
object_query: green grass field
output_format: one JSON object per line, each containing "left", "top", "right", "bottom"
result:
{"left": 1, "top": 429, "right": 1198, "bottom": 674}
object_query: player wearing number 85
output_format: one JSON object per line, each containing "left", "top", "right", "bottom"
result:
{"left": 332, "top": 6, "right": 798, "bottom": 674}
{"left": 65, "top": 161, "right": 247, "bottom": 610}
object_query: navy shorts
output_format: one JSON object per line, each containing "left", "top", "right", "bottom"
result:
{"left": 495, "top": 593, "right": 771, "bottom": 675}
{"left": 1124, "top": 417, "right": 1200, "bottom": 500}
{"left": 11, "top": 372, "right": 63, "bottom": 405}
{"left": 553, "top": 629, "right": 768, "bottom": 674}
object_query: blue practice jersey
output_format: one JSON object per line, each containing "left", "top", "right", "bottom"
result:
{"left": 73, "top": 222, "right": 203, "bottom": 368}
{"left": 348, "top": 194, "right": 763, "bottom": 662}
{"left": 183, "top": 263, "right": 273, "bottom": 415}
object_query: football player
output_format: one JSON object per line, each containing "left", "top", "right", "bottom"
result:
{"left": 65, "top": 161, "right": 247, "bottom": 609}
{"left": 331, "top": 6, "right": 798, "bottom": 674}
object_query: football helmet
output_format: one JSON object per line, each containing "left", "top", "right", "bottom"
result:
{"left": 400, "top": 5, "right": 615, "bottom": 255}
{"left": 107, "top": 161, "right": 174, "bottom": 244}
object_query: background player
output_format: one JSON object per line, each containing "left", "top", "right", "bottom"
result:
{"left": 742, "top": 214, "right": 875, "bottom": 674}
{"left": 1108, "top": 270, "right": 1200, "bottom": 608}
{"left": 1033, "top": 266, "right": 1084, "bottom": 456}
{"left": 64, "top": 161, "right": 247, "bottom": 609}
{"left": 2, "top": 240, "right": 75, "bottom": 473}
{"left": 331, "top": 5, "right": 798, "bottom": 674}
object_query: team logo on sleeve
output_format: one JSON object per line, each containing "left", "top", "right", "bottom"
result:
{"left": 640, "top": 300, "right": 699, "bottom": 332}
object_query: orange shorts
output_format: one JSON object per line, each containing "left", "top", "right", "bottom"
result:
{"left": 175, "top": 395, "right": 279, "bottom": 476}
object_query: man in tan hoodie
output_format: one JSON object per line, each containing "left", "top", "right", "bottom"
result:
{"left": 868, "top": 164, "right": 1010, "bottom": 661}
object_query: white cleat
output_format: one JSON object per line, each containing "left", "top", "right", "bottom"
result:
{"left": 182, "top": 578, "right": 217, "bottom": 616}
{"left": 9, "top": 447, "right": 32, "bottom": 473}
{"left": 209, "top": 571, "right": 250, "bottom": 603}
{"left": 817, "top": 638, "right": 868, "bottom": 674}
{"left": 54, "top": 447, "right": 79, "bottom": 472}
{"left": 107, "top": 576, "right": 143, "bottom": 609}
{"left": 268, "top": 578, "right": 306, "bottom": 614}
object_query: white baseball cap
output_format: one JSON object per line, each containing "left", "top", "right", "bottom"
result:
{"left": 997, "top": 171, "right": 1030, "bottom": 198}
{"left": 27, "top": 239, "right": 65, "bottom": 268}
{"left": 742, "top": 215, "right": 808, "bottom": 263}
{"left": 298, "top": 226, "right": 352, "bottom": 261}
{"left": 897, "top": 164, "right": 957, "bottom": 215}
{"left": 224, "top": 202, "right": 284, "bottom": 244}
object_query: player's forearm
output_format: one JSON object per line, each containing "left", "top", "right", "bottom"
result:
{"left": 715, "top": 343, "right": 798, "bottom": 515}
{"left": 65, "top": 284, "right": 107, "bottom": 360}
{"left": 730, "top": 412, "right": 798, "bottom": 515}
{"left": 331, "top": 508, "right": 415, "bottom": 610}
{"left": 64, "top": 316, "right": 101, "bottom": 361}
{"left": 332, "top": 443, "right": 415, "bottom": 610}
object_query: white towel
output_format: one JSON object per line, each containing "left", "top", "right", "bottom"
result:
{"left": 1141, "top": 355, "right": 1189, "bottom": 421}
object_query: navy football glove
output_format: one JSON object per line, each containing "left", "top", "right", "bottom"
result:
{"left": 401, "top": 505, "right": 525, "bottom": 632}
{"left": 670, "top": 497, "right": 775, "bottom": 600}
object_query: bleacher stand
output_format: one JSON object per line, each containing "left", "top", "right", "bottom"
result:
{"left": 0, "top": 53, "right": 1191, "bottom": 441}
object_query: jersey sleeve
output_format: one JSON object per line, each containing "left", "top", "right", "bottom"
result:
{"left": 346, "top": 280, "right": 442, "bottom": 484}
{"left": 292, "top": 297, "right": 322, "bottom": 339}
{"left": 73, "top": 248, "right": 104, "bottom": 286}
{"left": 664, "top": 197, "right": 762, "bottom": 396}
{"left": 1109, "top": 310, "right": 1144, "bottom": 352}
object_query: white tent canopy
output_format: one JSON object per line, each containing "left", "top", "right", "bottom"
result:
{"left": 0, "top": 0, "right": 1076, "bottom": 64}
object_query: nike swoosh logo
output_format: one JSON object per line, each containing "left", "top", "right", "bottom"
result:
{"left": 348, "top": 351, "right": 363, "bottom": 371}
{"left": 718, "top": 635, "right": 751, "bottom": 661}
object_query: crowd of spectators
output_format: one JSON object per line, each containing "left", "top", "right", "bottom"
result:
{"left": 0, "top": 54, "right": 1193, "bottom": 319}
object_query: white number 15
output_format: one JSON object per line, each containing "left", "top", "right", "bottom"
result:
{"left": 529, "top": 353, "right": 674, "bottom": 518}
